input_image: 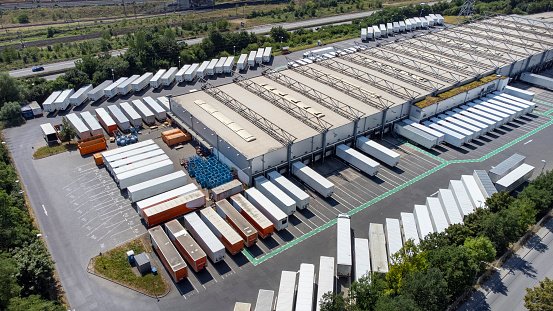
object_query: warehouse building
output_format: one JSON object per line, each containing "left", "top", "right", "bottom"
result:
{"left": 170, "top": 15, "right": 553, "bottom": 184}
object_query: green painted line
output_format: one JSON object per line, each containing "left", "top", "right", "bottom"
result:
{"left": 242, "top": 113, "right": 553, "bottom": 266}
{"left": 533, "top": 99, "right": 553, "bottom": 107}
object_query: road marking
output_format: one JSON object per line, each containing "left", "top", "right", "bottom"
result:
{"left": 42, "top": 204, "right": 48, "bottom": 216}
{"left": 524, "top": 139, "right": 533, "bottom": 145}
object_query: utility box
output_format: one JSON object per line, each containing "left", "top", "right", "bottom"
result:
{"left": 135, "top": 252, "right": 151, "bottom": 275}
{"left": 127, "top": 250, "right": 135, "bottom": 263}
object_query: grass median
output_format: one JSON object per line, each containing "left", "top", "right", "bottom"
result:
{"left": 33, "top": 142, "right": 78, "bottom": 159}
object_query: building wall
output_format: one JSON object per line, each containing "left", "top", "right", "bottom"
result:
{"left": 178, "top": 0, "right": 214, "bottom": 10}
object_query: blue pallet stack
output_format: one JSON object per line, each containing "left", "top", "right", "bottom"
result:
{"left": 185, "top": 155, "right": 233, "bottom": 189}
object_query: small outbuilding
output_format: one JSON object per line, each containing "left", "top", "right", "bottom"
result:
{"left": 135, "top": 252, "right": 151, "bottom": 275}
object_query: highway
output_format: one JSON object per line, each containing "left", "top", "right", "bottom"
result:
{"left": 460, "top": 217, "right": 553, "bottom": 311}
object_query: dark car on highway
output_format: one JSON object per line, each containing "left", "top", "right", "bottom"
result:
{"left": 32, "top": 66, "right": 44, "bottom": 72}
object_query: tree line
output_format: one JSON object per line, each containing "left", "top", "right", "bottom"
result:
{"left": 320, "top": 169, "right": 553, "bottom": 311}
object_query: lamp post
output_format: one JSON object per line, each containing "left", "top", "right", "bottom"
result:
{"left": 152, "top": 281, "right": 159, "bottom": 301}
{"left": 473, "top": 261, "right": 501, "bottom": 287}
{"left": 166, "top": 94, "right": 172, "bottom": 113}
{"left": 111, "top": 68, "right": 115, "bottom": 82}
{"left": 233, "top": 45, "right": 236, "bottom": 56}
{"left": 178, "top": 56, "right": 181, "bottom": 68}
{"left": 541, "top": 159, "right": 546, "bottom": 174}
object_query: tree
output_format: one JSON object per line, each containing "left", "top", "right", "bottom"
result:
{"left": 486, "top": 191, "right": 515, "bottom": 213}
{"left": 464, "top": 236, "right": 496, "bottom": 263}
{"left": 17, "top": 13, "right": 29, "bottom": 24}
{"left": 518, "top": 184, "right": 553, "bottom": 217}
{"left": 524, "top": 277, "right": 553, "bottom": 311}
{"left": 350, "top": 273, "right": 387, "bottom": 310}
{"left": 59, "top": 117, "right": 76, "bottom": 142}
{"left": 401, "top": 268, "right": 450, "bottom": 311}
{"left": 386, "top": 240, "right": 426, "bottom": 294}
{"left": 509, "top": 198, "right": 538, "bottom": 235}
{"left": 445, "top": 223, "right": 474, "bottom": 246}
{"left": 419, "top": 231, "right": 451, "bottom": 252}
{"left": 270, "top": 26, "right": 290, "bottom": 42}
{"left": 0, "top": 252, "right": 20, "bottom": 309}
{"left": 7, "top": 295, "right": 64, "bottom": 311}
{"left": 319, "top": 292, "right": 348, "bottom": 311}
{"left": 12, "top": 239, "right": 56, "bottom": 299}
{"left": 47, "top": 27, "right": 56, "bottom": 38}
{"left": 102, "top": 30, "right": 111, "bottom": 41}
{"left": 0, "top": 102, "right": 23, "bottom": 125}
{"left": 75, "top": 54, "right": 99, "bottom": 78}
{"left": 60, "top": 69, "right": 91, "bottom": 90}
{"left": 374, "top": 294, "right": 421, "bottom": 311}
{"left": 0, "top": 73, "right": 26, "bottom": 105}
{"left": 477, "top": 209, "right": 519, "bottom": 254}
{"left": 425, "top": 245, "right": 476, "bottom": 298}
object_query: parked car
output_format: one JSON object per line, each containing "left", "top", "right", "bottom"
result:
{"left": 32, "top": 66, "right": 44, "bottom": 72}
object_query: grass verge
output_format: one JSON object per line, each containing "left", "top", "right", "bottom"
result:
{"left": 92, "top": 237, "right": 170, "bottom": 297}
{"left": 33, "top": 142, "right": 77, "bottom": 159}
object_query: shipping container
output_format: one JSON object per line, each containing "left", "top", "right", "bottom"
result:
{"left": 372, "top": 25, "right": 381, "bottom": 38}
{"left": 41, "top": 123, "right": 58, "bottom": 144}
{"left": 131, "top": 72, "right": 153, "bottom": 92}
{"left": 503, "top": 86, "right": 535, "bottom": 101}
{"left": 149, "top": 225, "right": 187, "bottom": 281}
{"left": 197, "top": 61, "right": 210, "bottom": 79}
{"left": 254, "top": 176, "right": 296, "bottom": 215}
{"left": 70, "top": 84, "right": 92, "bottom": 106}
{"left": 449, "top": 180, "right": 475, "bottom": 217}
{"left": 157, "top": 96, "right": 170, "bottom": 111}
{"left": 402, "top": 119, "right": 445, "bottom": 144}
{"left": 117, "top": 159, "right": 174, "bottom": 189}
{"left": 150, "top": 69, "right": 166, "bottom": 88}
{"left": 422, "top": 121, "right": 465, "bottom": 147}
{"left": 183, "top": 212, "right": 226, "bottom": 263}
{"left": 54, "top": 88, "right": 74, "bottom": 110}
{"left": 489, "top": 153, "right": 526, "bottom": 183}
{"left": 438, "top": 189, "right": 464, "bottom": 225}
{"left": 443, "top": 111, "right": 491, "bottom": 134}
{"left": 234, "top": 302, "right": 252, "bottom": 311}
{"left": 117, "top": 74, "right": 140, "bottom": 95}
{"left": 80, "top": 111, "right": 103, "bottom": 136}
{"left": 263, "top": 47, "right": 272, "bottom": 63}
{"left": 495, "top": 163, "right": 535, "bottom": 193}
{"left": 65, "top": 113, "right": 91, "bottom": 139}
{"left": 255, "top": 290, "right": 275, "bottom": 311}
{"left": 451, "top": 108, "right": 497, "bottom": 132}
{"left": 175, "top": 65, "right": 191, "bottom": 83}
{"left": 400, "top": 212, "right": 420, "bottom": 245}
{"left": 120, "top": 102, "right": 142, "bottom": 127}
{"left": 77, "top": 135, "right": 107, "bottom": 157}
{"left": 437, "top": 114, "right": 483, "bottom": 138}
{"left": 165, "top": 219, "right": 207, "bottom": 272}
{"left": 267, "top": 171, "right": 310, "bottom": 209}
{"left": 144, "top": 191, "right": 204, "bottom": 227}
{"left": 426, "top": 197, "right": 449, "bottom": 233}
{"left": 215, "top": 200, "right": 257, "bottom": 247}
{"left": 461, "top": 175, "right": 487, "bottom": 209}
{"left": 224, "top": 57, "right": 235, "bottom": 73}
{"left": 143, "top": 96, "right": 167, "bottom": 121}
{"left": 206, "top": 59, "right": 218, "bottom": 76}
{"left": 315, "top": 256, "right": 335, "bottom": 311}
{"left": 231, "top": 194, "right": 274, "bottom": 239}
{"left": 275, "top": 271, "right": 297, "bottom": 311}
{"left": 104, "top": 77, "right": 127, "bottom": 98}
{"left": 127, "top": 171, "right": 187, "bottom": 202}
{"left": 413, "top": 204, "right": 434, "bottom": 239}
{"left": 369, "top": 223, "right": 388, "bottom": 273}
{"left": 248, "top": 51, "right": 257, "bottom": 67}
{"left": 237, "top": 54, "right": 248, "bottom": 71}
{"left": 292, "top": 161, "right": 334, "bottom": 198}
{"left": 473, "top": 170, "right": 497, "bottom": 199}
{"left": 200, "top": 207, "right": 244, "bottom": 255}
{"left": 131, "top": 99, "right": 155, "bottom": 125}
{"left": 87, "top": 80, "right": 112, "bottom": 102}
{"left": 137, "top": 184, "right": 198, "bottom": 217}
{"left": 361, "top": 28, "right": 367, "bottom": 40}
{"left": 112, "top": 154, "right": 169, "bottom": 178}
{"left": 295, "top": 263, "right": 316, "bottom": 311}
{"left": 337, "top": 214, "right": 352, "bottom": 277}
{"left": 211, "top": 179, "right": 243, "bottom": 202}
{"left": 215, "top": 57, "right": 226, "bottom": 74}
{"left": 385, "top": 218, "right": 402, "bottom": 263}
{"left": 244, "top": 188, "right": 288, "bottom": 231}
{"left": 161, "top": 67, "right": 178, "bottom": 86}
{"left": 354, "top": 238, "right": 370, "bottom": 282}
{"left": 393, "top": 121, "right": 437, "bottom": 149}
{"left": 356, "top": 137, "right": 400, "bottom": 167}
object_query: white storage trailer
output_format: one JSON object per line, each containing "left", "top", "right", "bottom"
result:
{"left": 206, "top": 59, "right": 218, "bottom": 76}
{"left": 161, "top": 67, "right": 178, "bottom": 86}
{"left": 87, "top": 80, "right": 112, "bottom": 102}
{"left": 336, "top": 214, "right": 352, "bottom": 277}
{"left": 109, "top": 147, "right": 164, "bottom": 172}
{"left": 336, "top": 144, "right": 380, "bottom": 176}
{"left": 449, "top": 180, "right": 475, "bottom": 217}
{"left": 80, "top": 111, "right": 103, "bottom": 136}
{"left": 54, "top": 88, "right": 74, "bottom": 110}
{"left": 393, "top": 121, "right": 437, "bottom": 149}
{"left": 402, "top": 119, "right": 445, "bottom": 144}
{"left": 41, "top": 123, "right": 58, "bottom": 144}
{"left": 42, "top": 90, "right": 62, "bottom": 112}
{"left": 437, "top": 114, "right": 483, "bottom": 138}
{"left": 365, "top": 27, "right": 373, "bottom": 39}
{"left": 248, "top": 51, "right": 257, "bottom": 67}
{"left": 295, "top": 263, "right": 315, "bottom": 311}
{"left": 292, "top": 161, "right": 334, "bottom": 197}
{"left": 460, "top": 106, "right": 504, "bottom": 127}
{"left": 255, "top": 290, "right": 275, "bottom": 311}
{"left": 70, "top": 84, "right": 92, "bottom": 106}
{"left": 483, "top": 98, "right": 523, "bottom": 118}
{"left": 120, "top": 102, "right": 142, "bottom": 127}
{"left": 101, "top": 139, "right": 155, "bottom": 160}
{"left": 150, "top": 69, "right": 166, "bottom": 89}
{"left": 200, "top": 208, "right": 244, "bottom": 255}
{"left": 107, "top": 105, "right": 131, "bottom": 131}
{"left": 126, "top": 171, "right": 187, "bottom": 202}
{"left": 215, "top": 57, "right": 226, "bottom": 74}
{"left": 354, "top": 238, "right": 370, "bottom": 282}
{"left": 379, "top": 24, "right": 387, "bottom": 36}
{"left": 405, "top": 19, "right": 412, "bottom": 31}
{"left": 183, "top": 212, "right": 226, "bottom": 263}
{"left": 137, "top": 184, "right": 198, "bottom": 217}
{"left": 504, "top": 86, "right": 535, "bottom": 101}
{"left": 105, "top": 142, "right": 160, "bottom": 167}
{"left": 413, "top": 204, "right": 434, "bottom": 239}
{"left": 184, "top": 63, "right": 199, "bottom": 82}
{"left": 132, "top": 72, "right": 153, "bottom": 92}
{"left": 143, "top": 96, "right": 166, "bottom": 121}
{"left": 422, "top": 121, "right": 465, "bottom": 147}
{"left": 237, "top": 54, "right": 248, "bottom": 71}
{"left": 104, "top": 77, "right": 127, "bottom": 98}
{"left": 175, "top": 65, "right": 191, "bottom": 83}
{"left": 315, "top": 256, "right": 335, "bottom": 311}
{"left": 473, "top": 170, "right": 497, "bottom": 199}
{"left": 495, "top": 163, "right": 535, "bottom": 193}
{"left": 275, "top": 271, "right": 297, "bottom": 311}
{"left": 385, "top": 218, "right": 403, "bottom": 263}
{"left": 157, "top": 96, "right": 170, "bottom": 111}
{"left": 461, "top": 175, "right": 486, "bottom": 209}
{"left": 438, "top": 189, "right": 464, "bottom": 225}
{"left": 356, "top": 137, "right": 400, "bottom": 167}
{"left": 117, "top": 159, "right": 174, "bottom": 189}
{"left": 361, "top": 28, "right": 367, "bottom": 40}
{"left": 65, "top": 113, "right": 91, "bottom": 139}
{"left": 467, "top": 102, "right": 510, "bottom": 124}
{"left": 393, "top": 21, "right": 400, "bottom": 32}
{"left": 490, "top": 93, "right": 534, "bottom": 114}
{"left": 263, "top": 47, "right": 272, "bottom": 63}
{"left": 489, "top": 153, "right": 526, "bottom": 183}
{"left": 426, "top": 197, "right": 449, "bottom": 233}
{"left": 430, "top": 117, "right": 474, "bottom": 142}
{"left": 254, "top": 176, "right": 296, "bottom": 215}
{"left": 197, "top": 61, "right": 210, "bottom": 79}
{"left": 400, "top": 212, "right": 420, "bottom": 245}
{"left": 451, "top": 108, "right": 497, "bottom": 132}
{"left": 373, "top": 25, "right": 381, "bottom": 38}
{"left": 256, "top": 48, "right": 264, "bottom": 64}
{"left": 117, "top": 74, "right": 140, "bottom": 95}
{"left": 444, "top": 111, "right": 491, "bottom": 134}
{"left": 244, "top": 188, "right": 288, "bottom": 230}
{"left": 369, "top": 223, "right": 388, "bottom": 273}
{"left": 386, "top": 22, "right": 393, "bottom": 35}
{"left": 267, "top": 171, "right": 310, "bottom": 209}
{"left": 113, "top": 154, "right": 169, "bottom": 178}
{"left": 474, "top": 100, "right": 517, "bottom": 121}
{"left": 399, "top": 21, "right": 406, "bottom": 31}
{"left": 131, "top": 100, "right": 155, "bottom": 125}
{"left": 223, "top": 57, "right": 234, "bottom": 73}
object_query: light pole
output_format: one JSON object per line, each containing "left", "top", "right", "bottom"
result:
{"left": 166, "top": 94, "right": 172, "bottom": 113}
{"left": 476, "top": 200, "right": 483, "bottom": 209}
{"left": 152, "top": 281, "right": 159, "bottom": 301}
{"left": 178, "top": 56, "right": 181, "bottom": 68}
{"left": 280, "top": 36, "right": 283, "bottom": 44}
{"left": 473, "top": 261, "right": 501, "bottom": 287}
{"left": 111, "top": 68, "right": 115, "bottom": 82}
{"left": 541, "top": 159, "right": 546, "bottom": 174}
{"left": 233, "top": 45, "right": 236, "bottom": 56}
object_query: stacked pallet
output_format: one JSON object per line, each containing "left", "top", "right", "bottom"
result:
{"left": 161, "top": 128, "right": 191, "bottom": 146}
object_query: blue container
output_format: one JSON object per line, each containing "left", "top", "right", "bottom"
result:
{"left": 151, "top": 267, "right": 157, "bottom": 275}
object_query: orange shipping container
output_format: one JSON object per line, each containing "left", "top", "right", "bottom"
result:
{"left": 215, "top": 200, "right": 257, "bottom": 247}
{"left": 163, "top": 132, "right": 191, "bottom": 146}
{"left": 77, "top": 135, "right": 107, "bottom": 156}
{"left": 165, "top": 219, "right": 207, "bottom": 272}
{"left": 161, "top": 128, "right": 182, "bottom": 137}
{"left": 149, "top": 225, "right": 187, "bottom": 282}
{"left": 143, "top": 190, "right": 205, "bottom": 227}
{"left": 231, "top": 194, "right": 274, "bottom": 239}
{"left": 200, "top": 207, "right": 244, "bottom": 255}
{"left": 93, "top": 153, "right": 104, "bottom": 165}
